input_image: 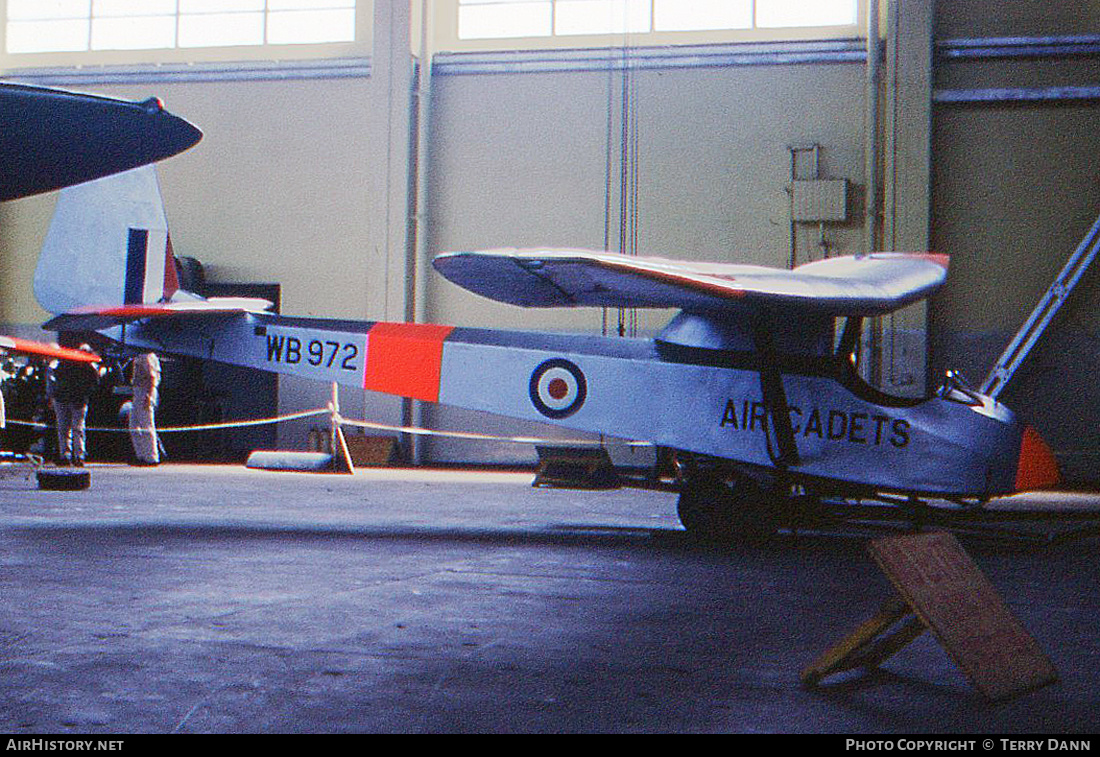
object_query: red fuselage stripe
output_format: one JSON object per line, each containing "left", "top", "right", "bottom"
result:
{"left": 363, "top": 322, "right": 455, "bottom": 402}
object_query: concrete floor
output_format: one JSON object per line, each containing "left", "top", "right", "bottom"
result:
{"left": 0, "top": 463, "right": 1098, "bottom": 733}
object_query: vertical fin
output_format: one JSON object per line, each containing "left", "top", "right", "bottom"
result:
{"left": 34, "top": 165, "right": 171, "bottom": 314}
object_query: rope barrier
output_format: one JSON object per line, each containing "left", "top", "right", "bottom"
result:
{"left": 5, "top": 407, "right": 653, "bottom": 448}
{"left": 336, "top": 413, "right": 650, "bottom": 447}
{"left": 4, "top": 407, "right": 330, "bottom": 434}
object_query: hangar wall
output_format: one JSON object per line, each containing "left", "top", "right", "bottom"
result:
{"left": 929, "top": 0, "right": 1100, "bottom": 481}
{"left": 1, "top": 0, "right": 1099, "bottom": 479}
{"left": 420, "top": 54, "right": 870, "bottom": 464}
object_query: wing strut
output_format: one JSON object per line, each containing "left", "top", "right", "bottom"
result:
{"left": 980, "top": 209, "right": 1100, "bottom": 399}
{"left": 753, "top": 319, "right": 801, "bottom": 469}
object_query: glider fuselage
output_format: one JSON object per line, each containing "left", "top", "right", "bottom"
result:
{"left": 106, "top": 310, "right": 1022, "bottom": 499}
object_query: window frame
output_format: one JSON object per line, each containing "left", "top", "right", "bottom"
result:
{"left": 0, "top": 0, "right": 373, "bottom": 70}
{"left": 435, "top": 0, "right": 866, "bottom": 54}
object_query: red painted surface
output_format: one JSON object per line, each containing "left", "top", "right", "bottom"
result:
{"left": 162, "top": 235, "right": 180, "bottom": 300}
{"left": 363, "top": 322, "right": 455, "bottom": 402}
{"left": 1015, "top": 425, "right": 1060, "bottom": 492}
{"left": 547, "top": 378, "right": 568, "bottom": 400}
{"left": 0, "top": 336, "right": 99, "bottom": 363}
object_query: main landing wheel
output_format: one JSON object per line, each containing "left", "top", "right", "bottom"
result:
{"left": 676, "top": 474, "right": 773, "bottom": 542}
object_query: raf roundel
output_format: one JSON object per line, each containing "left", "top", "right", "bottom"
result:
{"left": 529, "top": 358, "right": 587, "bottom": 419}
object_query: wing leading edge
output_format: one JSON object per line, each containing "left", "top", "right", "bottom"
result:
{"left": 433, "top": 249, "right": 949, "bottom": 316}
{"left": 0, "top": 336, "right": 99, "bottom": 363}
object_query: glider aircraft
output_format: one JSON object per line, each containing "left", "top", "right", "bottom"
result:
{"left": 36, "top": 165, "right": 1060, "bottom": 538}
{"left": 0, "top": 81, "right": 201, "bottom": 367}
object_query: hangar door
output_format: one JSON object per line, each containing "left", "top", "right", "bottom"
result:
{"left": 930, "top": 101, "right": 1100, "bottom": 483}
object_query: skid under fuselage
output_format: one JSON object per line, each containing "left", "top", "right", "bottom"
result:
{"left": 108, "top": 312, "right": 1022, "bottom": 498}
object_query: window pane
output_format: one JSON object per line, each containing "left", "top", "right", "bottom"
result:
{"left": 179, "top": 0, "right": 265, "bottom": 13}
{"left": 6, "top": 0, "right": 362, "bottom": 52}
{"left": 555, "top": 0, "right": 650, "bottom": 36}
{"left": 93, "top": 0, "right": 176, "bottom": 17}
{"left": 268, "top": 9, "right": 355, "bottom": 44}
{"left": 756, "top": 0, "right": 857, "bottom": 28}
{"left": 6, "top": 19, "right": 89, "bottom": 52}
{"left": 268, "top": 0, "right": 355, "bottom": 10}
{"left": 92, "top": 16, "right": 176, "bottom": 49}
{"left": 653, "top": 0, "right": 751, "bottom": 32}
{"left": 7, "top": 0, "right": 90, "bottom": 22}
{"left": 178, "top": 12, "right": 263, "bottom": 47}
{"left": 458, "top": 1, "right": 551, "bottom": 40}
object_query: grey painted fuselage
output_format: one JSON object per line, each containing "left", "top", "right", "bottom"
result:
{"left": 105, "top": 309, "right": 1023, "bottom": 499}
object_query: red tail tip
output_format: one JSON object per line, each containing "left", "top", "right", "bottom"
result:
{"left": 1015, "top": 426, "right": 1060, "bottom": 492}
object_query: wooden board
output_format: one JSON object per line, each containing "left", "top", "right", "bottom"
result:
{"left": 343, "top": 434, "right": 400, "bottom": 466}
{"left": 801, "top": 596, "right": 915, "bottom": 686}
{"left": 868, "top": 532, "right": 1058, "bottom": 701}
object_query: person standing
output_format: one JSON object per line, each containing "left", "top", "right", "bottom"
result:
{"left": 47, "top": 344, "right": 101, "bottom": 466}
{"left": 129, "top": 351, "right": 161, "bottom": 465}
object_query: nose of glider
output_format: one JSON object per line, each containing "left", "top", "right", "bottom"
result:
{"left": 1014, "top": 425, "right": 1060, "bottom": 492}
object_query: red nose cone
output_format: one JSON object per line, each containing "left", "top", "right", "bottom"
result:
{"left": 1015, "top": 426, "right": 1060, "bottom": 492}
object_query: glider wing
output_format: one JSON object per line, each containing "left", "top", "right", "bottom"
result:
{"left": 433, "top": 249, "right": 948, "bottom": 316}
{"left": 0, "top": 83, "right": 202, "bottom": 202}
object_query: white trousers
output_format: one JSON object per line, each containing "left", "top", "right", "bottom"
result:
{"left": 128, "top": 395, "right": 159, "bottom": 463}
